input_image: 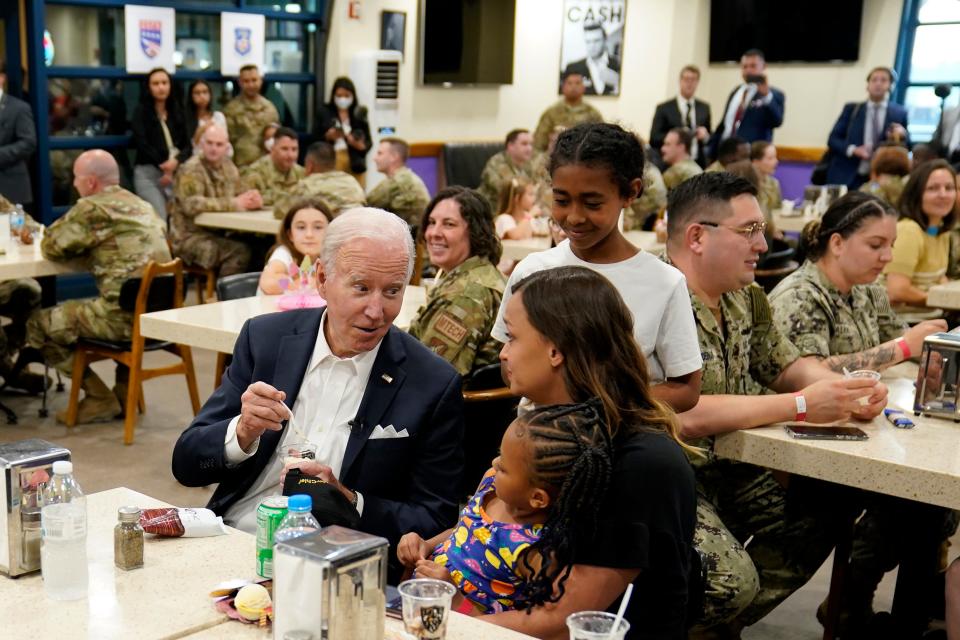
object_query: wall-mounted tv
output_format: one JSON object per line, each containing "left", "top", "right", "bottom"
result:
{"left": 420, "top": 0, "right": 516, "bottom": 85}
{"left": 710, "top": 0, "right": 863, "bottom": 63}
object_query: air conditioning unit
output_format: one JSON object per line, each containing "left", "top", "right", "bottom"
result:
{"left": 350, "top": 50, "right": 402, "bottom": 188}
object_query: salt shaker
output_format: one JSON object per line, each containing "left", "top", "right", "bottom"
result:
{"left": 114, "top": 506, "right": 144, "bottom": 570}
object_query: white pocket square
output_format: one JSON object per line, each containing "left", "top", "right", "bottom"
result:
{"left": 369, "top": 424, "right": 409, "bottom": 439}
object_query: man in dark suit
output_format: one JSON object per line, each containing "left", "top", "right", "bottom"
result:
{"left": 825, "top": 67, "right": 909, "bottom": 188}
{"left": 0, "top": 60, "right": 36, "bottom": 207}
{"left": 172, "top": 208, "right": 464, "bottom": 553}
{"left": 650, "top": 64, "right": 712, "bottom": 168}
{"left": 708, "top": 49, "right": 784, "bottom": 161}
{"left": 563, "top": 22, "right": 620, "bottom": 96}
{"left": 930, "top": 103, "right": 960, "bottom": 166}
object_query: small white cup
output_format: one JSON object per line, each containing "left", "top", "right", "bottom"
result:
{"left": 846, "top": 369, "right": 881, "bottom": 405}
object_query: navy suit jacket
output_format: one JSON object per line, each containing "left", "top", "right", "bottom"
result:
{"left": 0, "top": 94, "right": 36, "bottom": 205}
{"left": 708, "top": 86, "right": 785, "bottom": 160}
{"left": 825, "top": 101, "right": 910, "bottom": 188}
{"left": 171, "top": 307, "right": 465, "bottom": 548}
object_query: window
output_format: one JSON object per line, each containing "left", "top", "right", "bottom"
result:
{"left": 44, "top": 5, "right": 124, "bottom": 67}
{"left": 897, "top": 0, "right": 960, "bottom": 142}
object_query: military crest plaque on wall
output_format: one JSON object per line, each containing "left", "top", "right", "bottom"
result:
{"left": 124, "top": 5, "right": 175, "bottom": 73}
{"left": 221, "top": 12, "right": 265, "bottom": 76}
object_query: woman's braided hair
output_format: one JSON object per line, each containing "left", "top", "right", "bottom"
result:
{"left": 514, "top": 399, "right": 614, "bottom": 610}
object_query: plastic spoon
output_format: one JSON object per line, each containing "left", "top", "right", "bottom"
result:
{"left": 607, "top": 583, "right": 633, "bottom": 639}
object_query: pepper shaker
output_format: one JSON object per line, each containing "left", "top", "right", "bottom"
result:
{"left": 114, "top": 506, "right": 144, "bottom": 570}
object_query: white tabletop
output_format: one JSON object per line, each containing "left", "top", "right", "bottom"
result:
{"left": 181, "top": 610, "right": 535, "bottom": 639}
{"left": 1, "top": 487, "right": 534, "bottom": 640}
{"left": 140, "top": 287, "right": 427, "bottom": 354}
{"left": 927, "top": 280, "right": 960, "bottom": 310}
{"left": 714, "top": 363, "right": 960, "bottom": 510}
{"left": 194, "top": 210, "right": 278, "bottom": 236}
{"left": 501, "top": 231, "right": 663, "bottom": 262}
{"left": 0, "top": 487, "right": 256, "bottom": 639}
{"left": 773, "top": 209, "right": 814, "bottom": 234}
{"left": 0, "top": 240, "right": 75, "bottom": 280}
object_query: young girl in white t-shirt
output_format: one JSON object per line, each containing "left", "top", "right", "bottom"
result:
{"left": 494, "top": 177, "right": 536, "bottom": 240}
{"left": 258, "top": 197, "right": 333, "bottom": 295}
{"left": 492, "top": 122, "right": 704, "bottom": 412}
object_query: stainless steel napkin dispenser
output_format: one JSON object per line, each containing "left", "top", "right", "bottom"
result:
{"left": 914, "top": 332, "right": 960, "bottom": 421}
{"left": 273, "top": 525, "right": 389, "bottom": 640}
{"left": 0, "top": 439, "right": 70, "bottom": 577}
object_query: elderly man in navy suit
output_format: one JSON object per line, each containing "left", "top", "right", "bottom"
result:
{"left": 708, "top": 49, "right": 784, "bottom": 161}
{"left": 172, "top": 207, "right": 464, "bottom": 552}
{"left": 825, "top": 66, "right": 910, "bottom": 188}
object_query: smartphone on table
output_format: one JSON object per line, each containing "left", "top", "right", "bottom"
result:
{"left": 783, "top": 423, "right": 868, "bottom": 441}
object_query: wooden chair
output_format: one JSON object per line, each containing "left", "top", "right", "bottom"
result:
{"left": 460, "top": 363, "right": 518, "bottom": 498}
{"left": 410, "top": 241, "right": 425, "bottom": 286}
{"left": 63, "top": 259, "right": 201, "bottom": 445}
{"left": 184, "top": 264, "right": 217, "bottom": 304}
{"left": 212, "top": 272, "right": 262, "bottom": 388}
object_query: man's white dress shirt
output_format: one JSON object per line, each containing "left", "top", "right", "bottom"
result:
{"left": 222, "top": 311, "right": 382, "bottom": 533}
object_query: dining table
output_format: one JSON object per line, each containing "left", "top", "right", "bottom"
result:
{"left": 0, "top": 486, "right": 534, "bottom": 639}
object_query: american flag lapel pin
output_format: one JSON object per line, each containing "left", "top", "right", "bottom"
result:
{"left": 381, "top": 373, "right": 394, "bottom": 384}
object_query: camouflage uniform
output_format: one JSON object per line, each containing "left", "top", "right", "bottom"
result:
{"left": 859, "top": 175, "right": 905, "bottom": 208}
{"left": 757, "top": 174, "right": 782, "bottom": 216}
{"left": 169, "top": 155, "right": 251, "bottom": 277}
{"left": 769, "top": 259, "right": 958, "bottom": 629}
{"left": 223, "top": 94, "right": 279, "bottom": 168}
{"left": 704, "top": 160, "right": 725, "bottom": 173}
{"left": 366, "top": 166, "right": 431, "bottom": 225}
{"left": 949, "top": 229, "right": 960, "bottom": 281}
{"left": 241, "top": 155, "right": 305, "bottom": 207}
{"left": 407, "top": 256, "right": 505, "bottom": 376}
{"left": 624, "top": 163, "right": 667, "bottom": 231}
{"left": 769, "top": 260, "right": 905, "bottom": 358}
{"left": 272, "top": 171, "right": 366, "bottom": 219}
{"left": 477, "top": 151, "right": 549, "bottom": 215}
{"left": 532, "top": 100, "right": 603, "bottom": 151}
{"left": 663, "top": 158, "right": 704, "bottom": 192}
{"left": 0, "top": 278, "right": 41, "bottom": 370}
{"left": 677, "top": 275, "right": 856, "bottom": 631}
{"left": 26, "top": 185, "right": 171, "bottom": 374}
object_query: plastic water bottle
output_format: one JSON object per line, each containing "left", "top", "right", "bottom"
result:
{"left": 273, "top": 494, "right": 320, "bottom": 544}
{"left": 10, "top": 204, "right": 24, "bottom": 234}
{"left": 40, "top": 460, "right": 88, "bottom": 600}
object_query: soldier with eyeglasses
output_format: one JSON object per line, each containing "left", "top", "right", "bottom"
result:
{"left": 662, "top": 172, "right": 889, "bottom": 637}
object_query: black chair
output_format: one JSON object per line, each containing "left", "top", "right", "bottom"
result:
{"left": 686, "top": 547, "right": 708, "bottom": 629}
{"left": 441, "top": 142, "right": 503, "bottom": 189}
{"left": 65, "top": 259, "right": 200, "bottom": 444}
{"left": 755, "top": 237, "right": 798, "bottom": 292}
{"left": 212, "top": 272, "right": 262, "bottom": 388}
{"left": 460, "top": 363, "right": 519, "bottom": 498}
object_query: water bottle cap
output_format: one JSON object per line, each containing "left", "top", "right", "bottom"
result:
{"left": 52, "top": 460, "right": 73, "bottom": 475}
{"left": 287, "top": 494, "right": 312, "bottom": 512}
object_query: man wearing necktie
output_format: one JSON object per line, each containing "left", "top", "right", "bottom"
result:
{"left": 707, "top": 49, "right": 785, "bottom": 162}
{"left": 650, "top": 65, "right": 712, "bottom": 168}
{"left": 825, "top": 67, "right": 909, "bottom": 189}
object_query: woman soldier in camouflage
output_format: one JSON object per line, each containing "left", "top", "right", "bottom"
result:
{"left": 769, "top": 191, "right": 954, "bottom": 636}
{"left": 408, "top": 187, "right": 506, "bottom": 377}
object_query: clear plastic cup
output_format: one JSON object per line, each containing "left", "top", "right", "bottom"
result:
{"left": 566, "top": 611, "right": 631, "bottom": 639}
{"left": 283, "top": 442, "right": 317, "bottom": 466}
{"left": 398, "top": 578, "right": 456, "bottom": 639}
{"left": 846, "top": 369, "right": 881, "bottom": 405}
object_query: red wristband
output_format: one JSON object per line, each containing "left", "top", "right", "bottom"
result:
{"left": 896, "top": 337, "right": 911, "bottom": 359}
{"left": 793, "top": 392, "right": 807, "bottom": 422}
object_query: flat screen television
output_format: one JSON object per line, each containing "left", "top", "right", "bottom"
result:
{"left": 420, "top": 0, "right": 516, "bottom": 85}
{"left": 709, "top": 0, "right": 863, "bottom": 63}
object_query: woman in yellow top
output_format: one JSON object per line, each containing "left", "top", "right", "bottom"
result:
{"left": 884, "top": 159, "right": 958, "bottom": 316}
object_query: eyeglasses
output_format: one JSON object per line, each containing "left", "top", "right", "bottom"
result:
{"left": 697, "top": 220, "right": 767, "bottom": 238}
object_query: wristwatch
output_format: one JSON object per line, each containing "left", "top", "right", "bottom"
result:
{"left": 348, "top": 488, "right": 359, "bottom": 509}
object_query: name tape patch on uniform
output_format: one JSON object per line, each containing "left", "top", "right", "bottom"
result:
{"left": 434, "top": 312, "right": 469, "bottom": 344}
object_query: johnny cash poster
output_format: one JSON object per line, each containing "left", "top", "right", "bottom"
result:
{"left": 221, "top": 12, "right": 265, "bottom": 76}
{"left": 124, "top": 5, "right": 175, "bottom": 73}
{"left": 560, "top": 0, "right": 626, "bottom": 96}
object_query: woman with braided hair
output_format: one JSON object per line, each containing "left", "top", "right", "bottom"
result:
{"left": 403, "top": 265, "right": 697, "bottom": 638}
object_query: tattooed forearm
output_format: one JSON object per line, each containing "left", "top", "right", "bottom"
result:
{"left": 822, "top": 343, "right": 899, "bottom": 374}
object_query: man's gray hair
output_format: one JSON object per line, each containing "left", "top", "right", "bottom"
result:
{"left": 321, "top": 207, "right": 415, "bottom": 281}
